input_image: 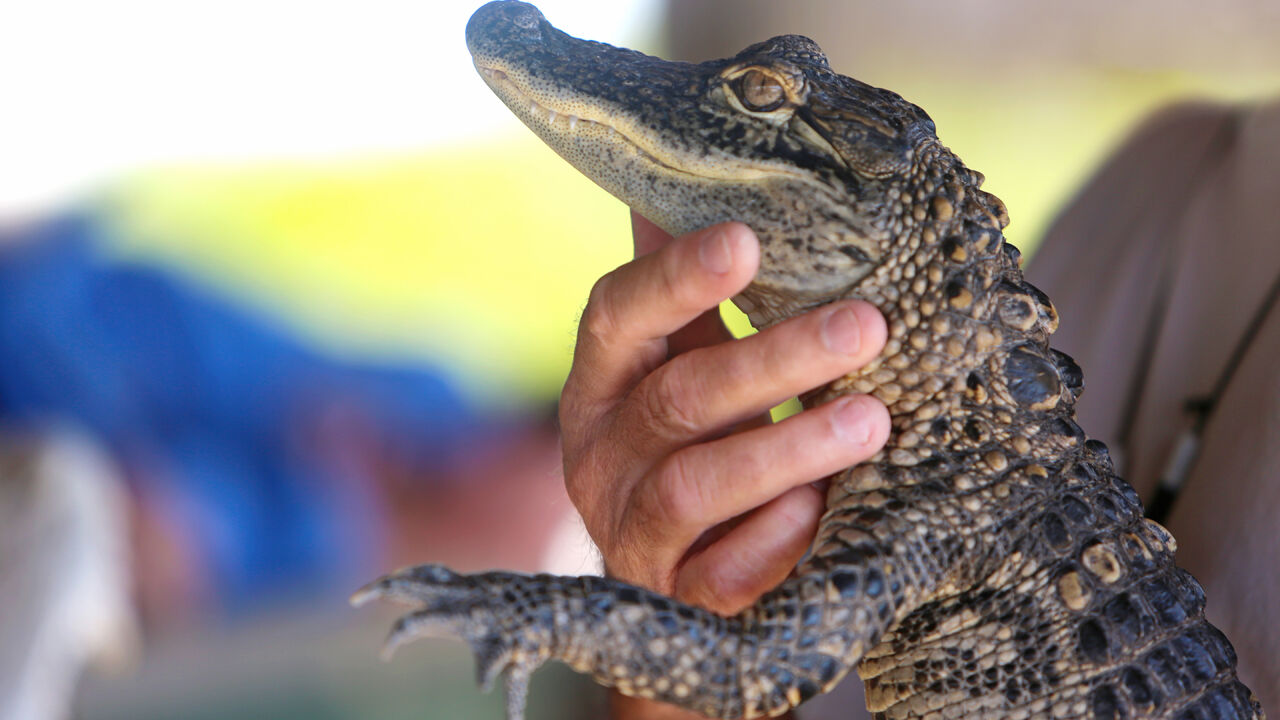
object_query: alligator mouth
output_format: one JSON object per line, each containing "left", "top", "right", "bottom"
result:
{"left": 478, "top": 66, "right": 589, "bottom": 132}
{"left": 475, "top": 63, "right": 706, "bottom": 181}
{"left": 474, "top": 62, "right": 805, "bottom": 185}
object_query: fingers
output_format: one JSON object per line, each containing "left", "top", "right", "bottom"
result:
{"left": 674, "top": 483, "right": 826, "bottom": 614}
{"left": 561, "top": 217, "right": 893, "bottom": 612}
{"left": 565, "top": 222, "right": 760, "bottom": 416}
{"left": 615, "top": 299, "right": 887, "bottom": 455}
{"left": 631, "top": 216, "right": 743, "bottom": 363}
{"left": 616, "top": 394, "right": 890, "bottom": 583}
{"left": 665, "top": 306, "right": 737, "bottom": 358}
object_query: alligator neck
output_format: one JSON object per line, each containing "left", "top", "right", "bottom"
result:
{"left": 804, "top": 160, "right": 1087, "bottom": 487}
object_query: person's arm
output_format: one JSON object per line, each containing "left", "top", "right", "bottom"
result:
{"left": 559, "top": 214, "right": 890, "bottom": 719}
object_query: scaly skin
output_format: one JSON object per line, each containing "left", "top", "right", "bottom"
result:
{"left": 352, "top": 3, "right": 1266, "bottom": 719}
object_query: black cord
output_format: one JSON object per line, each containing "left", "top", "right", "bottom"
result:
{"left": 1147, "top": 267, "right": 1280, "bottom": 523}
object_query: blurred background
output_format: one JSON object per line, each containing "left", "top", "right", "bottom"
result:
{"left": 0, "top": 1, "right": 1276, "bottom": 719}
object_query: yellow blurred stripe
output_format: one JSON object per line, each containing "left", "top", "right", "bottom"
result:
{"left": 103, "top": 134, "right": 632, "bottom": 409}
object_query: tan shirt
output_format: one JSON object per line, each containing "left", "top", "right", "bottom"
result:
{"left": 1030, "top": 100, "right": 1280, "bottom": 712}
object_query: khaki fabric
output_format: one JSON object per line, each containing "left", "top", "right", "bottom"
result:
{"left": 1030, "top": 100, "right": 1280, "bottom": 712}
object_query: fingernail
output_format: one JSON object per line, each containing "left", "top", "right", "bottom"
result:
{"left": 822, "top": 306, "right": 861, "bottom": 354}
{"left": 833, "top": 397, "right": 874, "bottom": 445}
{"left": 699, "top": 228, "right": 733, "bottom": 274}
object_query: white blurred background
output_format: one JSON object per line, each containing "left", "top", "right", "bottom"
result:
{"left": 0, "top": 0, "right": 661, "bottom": 217}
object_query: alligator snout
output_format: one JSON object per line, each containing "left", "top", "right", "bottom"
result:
{"left": 466, "top": 1, "right": 545, "bottom": 57}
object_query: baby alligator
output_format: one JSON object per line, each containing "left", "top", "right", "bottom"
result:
{"left": 353, "top": 3, "right": 1265, "bottom": 719}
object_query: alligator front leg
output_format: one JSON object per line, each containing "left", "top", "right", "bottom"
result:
{"left": 353, "top": 557, "right": 926, "bottom": 720}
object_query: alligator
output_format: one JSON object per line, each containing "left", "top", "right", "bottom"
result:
{"left": 352, "top": 3, "right": 1266, "bottom": 718}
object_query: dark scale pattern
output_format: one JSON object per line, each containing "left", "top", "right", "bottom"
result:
{"left": 353, "top": 3, "right": 1267, "bottom": 720}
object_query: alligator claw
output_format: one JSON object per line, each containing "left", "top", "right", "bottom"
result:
{"left": 350, "top": 564, "right": 464, "bottom": 607}
{"left": 354, "top": 564, "right": 544, "bottom": 720}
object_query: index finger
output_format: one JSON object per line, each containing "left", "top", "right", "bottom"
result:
{"left": 564, "top": 221, "right": 760, "bottom": 412}
{"left": 632, "top": 213, "right": 739, "bottom": 358}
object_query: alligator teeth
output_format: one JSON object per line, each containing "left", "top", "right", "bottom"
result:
{"left": 513, "top": 86, "right": 586, "bottom": 131}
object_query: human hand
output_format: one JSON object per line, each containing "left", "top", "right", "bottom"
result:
{"left": 559, "top": 214, "right": 889, "bottom": 719}
{"left": 560, "top": 213, "right": 890, "bottom": 610}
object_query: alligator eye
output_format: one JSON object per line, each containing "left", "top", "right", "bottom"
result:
{"left": 736, "top": 69, "right": 786, "bottom": 112}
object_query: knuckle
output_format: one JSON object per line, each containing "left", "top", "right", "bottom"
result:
{"left": 657, "top": 243, "right": 690, "bottom": 302}
{"left": 747, "top": 332, "right": 791, "bottom": 385}
{"left": 564, "top": 451, "right": 619, "bottom": 545}
{"left": 561, "top": 449, "right": 592, "bottom": 502}
{"left": 640, "top": 362, "right": 704, "bottom": 437}
{"left": 607, "top": 544, "right": 671, "bottom": 591}
{"left": 563, "top": 432, "right": 620, "bottom": 506}
{"left": 682, "top": 557, "right": 758, "bottom": 613}
{"left": 747, "top": 318, "right": 824, "bottom": 389}
{"left": 697, "top": 564, "right": 744, "bottom": 605}
{"left": 654, "top": 237, "right": 709, "bottom": 314}
{"left": 558, "top": 374, "right": 594, "bottom": 431}
{"left": 710, "top": 338, "right": 756, "bottom": 385}
{"left": 560, "top": 380, "right": 614, "bottom": 459}
{"left": 558, "top": 373, "right": 582, "bottom": 413}
{"left": 648, "top": 453, "right": 704, "bottom": 530}
{"left": 579, "top": 273, "right": 620, "bottom": 342}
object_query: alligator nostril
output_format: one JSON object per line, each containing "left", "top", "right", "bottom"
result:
{"left": 467, "top": 2, "right": 546, "bottom": 52}
{"left": 511, "top": 9, "right": 540, "bottom": 31}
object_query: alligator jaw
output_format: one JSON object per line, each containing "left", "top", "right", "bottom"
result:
{"left": 471, "top": 62, "right": 707, "bottom": 184}
{"left": 465, "top": 0, "right": 902, "bottom": 325}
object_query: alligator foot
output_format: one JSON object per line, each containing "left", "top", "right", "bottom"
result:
{"left": 356, "top": 561, "right": 899, "bottom": 719}
{"left": 351, "top": 565, "right": 546, "bottom": 720}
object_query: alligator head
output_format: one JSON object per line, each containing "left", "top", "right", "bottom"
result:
{"left": 465, "top": 0, "right": 992, "bottom": 328}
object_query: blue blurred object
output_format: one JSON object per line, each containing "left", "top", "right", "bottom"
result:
{"left": 0, "top": 214, "right": 491, "bottom": 614}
